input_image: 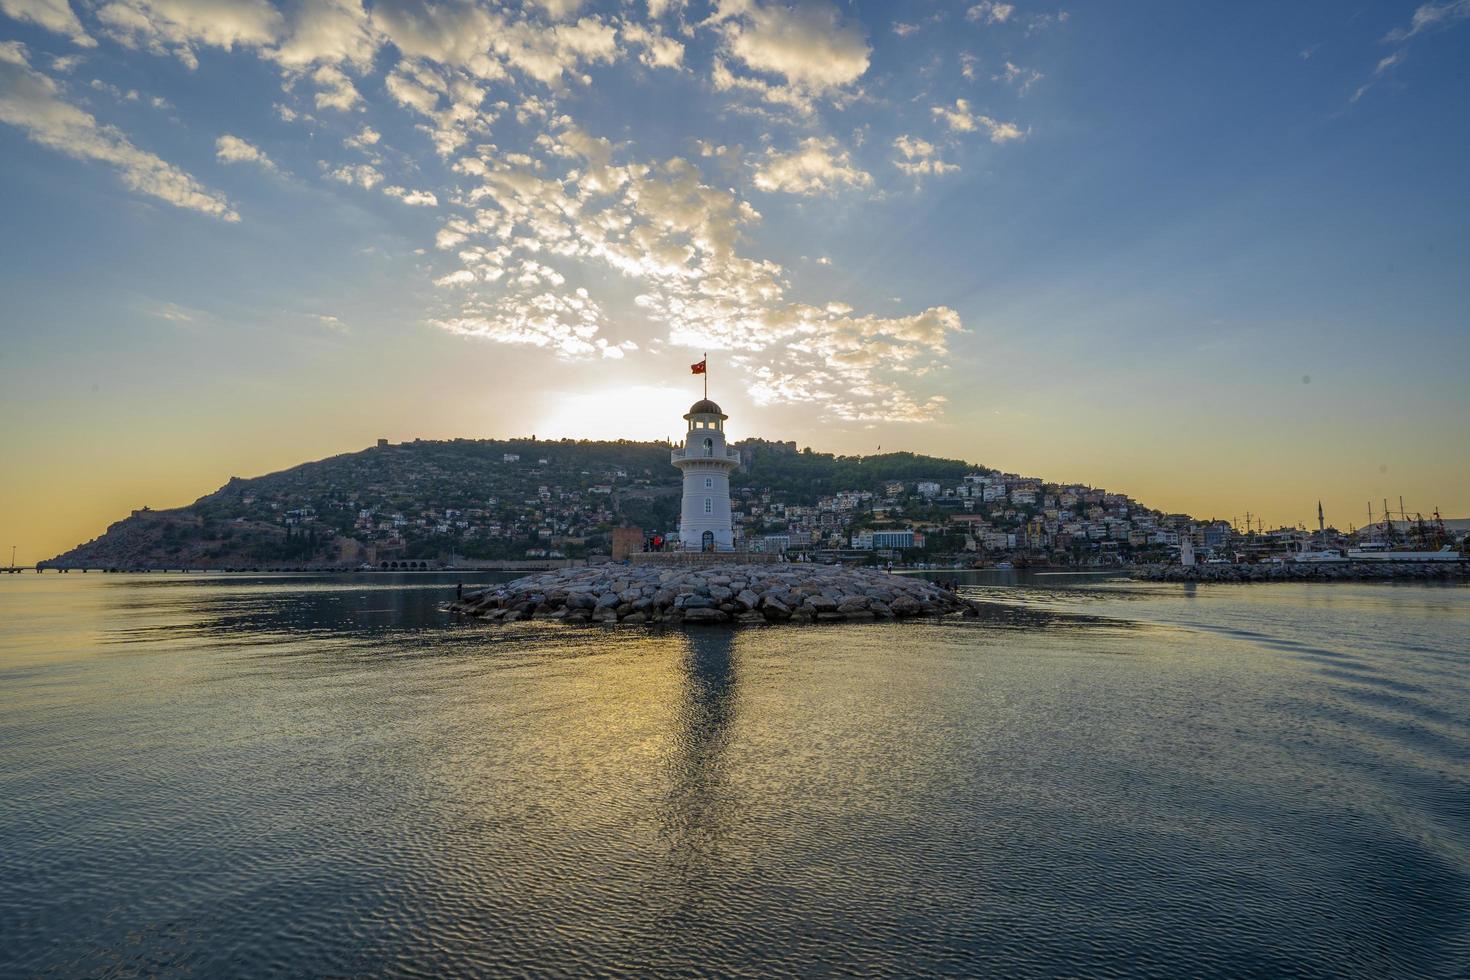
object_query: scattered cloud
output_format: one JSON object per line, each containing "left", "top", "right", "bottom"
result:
{"left": 966, "top": 2, "right": 1014, "bottom": 25}
{"left": 423, "top": 120, "right": 963, "bottom": 418}
{"left": 268, "top": 0, "right": 376, "bottom": 69}
{"left": 310, "top": 63, "right": 361, "bottom": 111}
{"left": 343, "top": 125, "right": 379, "bottom": 150}
{"left": 620, "top": 21, "right": 685, "bottom": 69}
{"left": 932, "top": 98, "right": 1026, "bottom": 142}
{"left": 995, "top": 61, "right": 1043, "bottom": 94}
{"left": 325, "top": 161, "right": 382, "bottom": 188}
{"left": 144, "top": 299, "right": 207, "bottom": 322}
{"left": 215, "top": 133, "right": 277, "bottom": 171}
{"left": 752, "top": 136, "right": 872, "bottom": 195}
{"left": 1, "top": 0, "right": 96, "bottom": 47}
{"left": 1384, "top": 0, "right": 1470, "bottom": 42}
{"left": 0, "top": 0, "right": 990, "bottom": 421}
{"left": 712, "top": 0, "right": 871, "bottom": 108}
{"left": 95, "top": 0, "right": 284, "bottom": 70}
{"left": 0, "top": 42, "right": 238, "bottom": 219}
{"left": 1356, "top": 1, "right": 1470, "bottom": 101}
{"left": 383, "top": 184, "right": 438, "bottom": 206}
{"left": 1353, "top": 50, "right": 1404, "bottom": 102}
{"left": 892, "top": 134, "right": 959, "bottom": 177}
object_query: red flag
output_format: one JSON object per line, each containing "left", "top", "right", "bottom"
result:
{"left": 690, "top": 359, "right": 707, "bottom": 375}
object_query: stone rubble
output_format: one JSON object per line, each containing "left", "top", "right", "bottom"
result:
{"left": 448, "top": 563, "right": 982, "bottom": 625}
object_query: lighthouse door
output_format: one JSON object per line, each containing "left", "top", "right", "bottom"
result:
{"left": 701, "top": 530, "right": 714, "bottom": 552}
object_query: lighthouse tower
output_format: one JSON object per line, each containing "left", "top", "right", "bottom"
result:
{"left": 672, "top": 398, "right": 737, "bottom": 552}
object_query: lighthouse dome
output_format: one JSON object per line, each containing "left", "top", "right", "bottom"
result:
{"left": 685, "top": 399, "right": 724, "bottom": 418}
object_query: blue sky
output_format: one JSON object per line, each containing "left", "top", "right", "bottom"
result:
{"left": 1, "top": 0, "right": 1468, "bottom": 558}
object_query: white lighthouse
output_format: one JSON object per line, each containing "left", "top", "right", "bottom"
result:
{"left": 672, "top": 398, "right": 738, "bottom": 552}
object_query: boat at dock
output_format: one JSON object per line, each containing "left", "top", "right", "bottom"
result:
{"left": 1346, "top": 547, "right": 1462, "bottom": 562}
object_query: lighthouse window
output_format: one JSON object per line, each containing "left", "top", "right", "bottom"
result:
{"left": 704, "top": 477, "right": 713, "bottom": 488}
{"left": 702, "top": 437, "right": 713, "bottom": 456}
{"left": 704, "top": 498, "right": 712, "bottom": 514}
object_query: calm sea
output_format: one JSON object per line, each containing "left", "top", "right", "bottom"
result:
{"left": 1, "top": 571, "right": 1466, "bottom": 978}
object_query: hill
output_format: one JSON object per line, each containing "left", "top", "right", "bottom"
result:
{"left": 42, "top": 437, "right": 1003, "bottom": 569}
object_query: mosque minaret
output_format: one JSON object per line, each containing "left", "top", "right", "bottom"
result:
{"left": 672, "top": 394, "right": 738, "bottom": 552}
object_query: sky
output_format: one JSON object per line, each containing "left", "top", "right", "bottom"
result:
{"left": 1, "top": 0, "right": 1468, "bottom": 563}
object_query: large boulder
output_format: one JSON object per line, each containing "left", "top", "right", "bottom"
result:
{"left": 682, "top": 607, "right": 728, "bottom": 623}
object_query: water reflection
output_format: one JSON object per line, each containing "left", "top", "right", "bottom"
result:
{"left": 660, "top": 630, "right": 740, "bottom": 869}
{"left": 95, "top": 573, "right": 513, "bottom": 645}
{"left": 3, "top": 573, "right": 1467, "bottom": 977}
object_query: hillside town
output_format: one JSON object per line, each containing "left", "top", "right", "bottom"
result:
{"left": 42, "top": 436, "right": 1465, "bottom": 572}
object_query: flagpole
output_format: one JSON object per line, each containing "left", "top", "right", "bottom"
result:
{"left": 703, "top": 351, "right": 708, "bottom": 400}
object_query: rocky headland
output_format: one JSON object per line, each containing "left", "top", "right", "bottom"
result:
{"left": 448, "top": 563, "right": 981, "bottom": 625}
{"left": 1133, "top": 561, "right": 1466, "bottom": 583}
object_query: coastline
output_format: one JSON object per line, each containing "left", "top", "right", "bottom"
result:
{"left": 1132, "top": 560, "right": 1467, "bottom": 583}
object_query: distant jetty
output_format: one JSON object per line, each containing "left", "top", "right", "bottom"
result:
{"left": 448, "top": 562, "right": 981, "bottom": 625}
{"left": 1133, "top": 561, "right": 1467, "bottom": 584}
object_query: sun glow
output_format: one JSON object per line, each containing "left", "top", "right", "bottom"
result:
{"left": 535, "top": 385, "right": 710, "bottom": 443}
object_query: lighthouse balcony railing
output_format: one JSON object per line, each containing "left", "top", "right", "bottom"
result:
{"left": 670, "top": 447, "right": 742, "bottom": 464}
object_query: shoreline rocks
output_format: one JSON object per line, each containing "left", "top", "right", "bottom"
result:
{"left": 1132, "top": 561, "right": 1467, "bottom": 584}
{"left": 448, "top": 563, "right": 981, "bottom": 625}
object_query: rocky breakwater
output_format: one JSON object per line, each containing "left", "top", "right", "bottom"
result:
{"left": 1133, "top": 561, "right": 1467, "bottom": 583}
{"left": 449, "top": 563, "right": 981, "bottom": 625}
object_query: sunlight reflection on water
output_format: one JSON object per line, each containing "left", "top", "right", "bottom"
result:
{"left": 1, "top": 572, "right": 1467, "bottom": 977}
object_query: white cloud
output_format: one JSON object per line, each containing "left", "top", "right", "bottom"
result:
{"left": 215, "top": 133, "right": 276, "bottom": 171}
{"left": 435, "top": 287, "right": 606, "bottom": 358}
{"left": 89, "top": 78, "right": 139, "bottom": 102}
{"left": 0, "top": 42, "right": 237, "bottom": 219}
{"left": 995, "top": 61, "right": 1043, "bottom": 94}
{"left": 530, "top": 0, "right": 583, "bottom": 21}
{"left": 269, "top": 0, "right": 376, "bottom": 68}
{"left": 1352, "top": 50, "right": 1404, "bottom": 102}
{"left": 95, "top": 0, "right": 283, "bottom": 69}
{"left": 434, "top": 268, "right": 475, "bottom": 286}
{"left": 343, "top": 125, "right": 379, "bottom": 150}
{"left": 892, "top": 135, "right": 959, "bottom": 177}
{"left": 932, "top": 98, "right": 1026, "bottom": 142}
{"left": 311, "top": 63, "right": 361, "bottom": 111}
{"left": 144, "top": 299, "right": 206, "bottom": 322}
{"left": 326, "top": 162, "right": 382, "bottom": 188}
{"left": 372, "top": 0, "right": 500, "bottom": 72}
{"left": 2, "top": 0, "right": 970, "bottom": 421}
{"left": 892, "top": 22, "right": 919, "bottom": 37}
{"left": 966, "top": 2, "right": 1014, "bottom": 25}
{"left": 752, "top": 136, "right": 872, "bottom": 195}
{"left": 1356, "top": 2, "right": 1470, "bottom": 102}
{"left": 1, "top": 0, "right": 96, "bottom": 47}
{"left": 427, "top": 121, "right": 962, "bottom": 417}
{"left": 715, "top": 0, "right": 870, "bottom": 94}
{"left": 373, "top": 0, "right": 620, "bottom": 86}
{"left": 620, "top": 21, "right": 685, "bottom": 69}
{"left": 711, "top": 57, "right": 813, "bottom": 114}
{"left": 1385, "top": 0, "right": 1470, "bottom": 42}
{"left": 383, "top": 184, "right": 438, "bottom": 206}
